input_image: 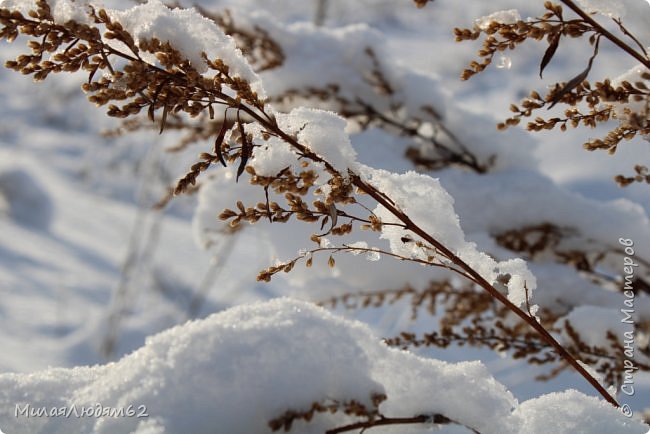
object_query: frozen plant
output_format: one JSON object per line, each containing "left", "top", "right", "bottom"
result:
{"left": 455, "top": 1, "right": 649, "bottom": 187}
{"left": 0, "top": 0, "right": 648, "bottom": 432}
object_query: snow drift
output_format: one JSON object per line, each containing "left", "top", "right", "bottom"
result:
{"left": 0, "top": 299, "right": 645, "bottom": 434}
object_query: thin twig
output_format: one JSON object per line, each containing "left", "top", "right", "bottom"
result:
{"left": 228, "top": 96, "right": 620, "bottom": 405}
{"left": 559, "top": 0, "right": 650, "bottom": 69}
{"left": 613, "top": 18, "right": 648, "bottom": 58}
{"left": 326, "top": 414, "right": 480, "bottom": 434}
{"left": 6, "top": 7, "right": 620, "bottom": 407}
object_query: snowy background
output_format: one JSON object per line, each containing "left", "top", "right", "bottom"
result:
{"left": 0, "top": 0, "right": 649, "bottom": 433}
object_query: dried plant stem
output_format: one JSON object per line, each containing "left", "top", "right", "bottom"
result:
{"left": 233, "top": 103, "right": 620, "bottom": 406}
{"left": 0, "top": 4, "right": 619, "bottom": 406}
{"left": 613, "top": 18, "right": 648, "bottom": 58}
{"left": 287, "top": 245, "right": 478, "bottom": 283}
{"left": 558, "top": 0, "right": 650, "bottom": 69}
{"left": 326, "top": 414, "right": 480, "bottom": 434}
{"left": 350, "top": 172, "right": 620, "bottom": 407}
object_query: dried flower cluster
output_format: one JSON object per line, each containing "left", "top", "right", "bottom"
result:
{"left": 102, "top": 6, "right": 284, "bottom": 154}
{"left": 455, "top": 2, "right": 595, "bottom": 81}
{"left": 322, "top": 277, "right": 649, "bottom": 389}
{"left": 455, "top": 0, "right": 649, "bottom": 186}
{"left": 1, "top": 0, "right": 640, "bottom": 431}
{"left": 499, "top": 75, "right": 649, "bottom": 156}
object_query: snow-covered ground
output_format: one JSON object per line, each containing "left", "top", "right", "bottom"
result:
{"left": 0, "top": 0, "right": 648, "bottom": 433}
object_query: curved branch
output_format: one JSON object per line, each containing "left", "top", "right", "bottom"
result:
{"left": 3, "top": 6, "right": 619, "bottom": 407}
{"left": 232, "top": 99, "right": 619, "bottom": 406}
{"left": 326, "top": 414, "right": 480, "bottom": 434}
{"left": 350, "top": 172, "right": 619, "bottom": 407}
{"left": 559, "top": 0, "right": 650, "bottom": 69}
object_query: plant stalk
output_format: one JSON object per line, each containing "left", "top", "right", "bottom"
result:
{"left": 559, "top": 0, "right": 650, "bottom": 69}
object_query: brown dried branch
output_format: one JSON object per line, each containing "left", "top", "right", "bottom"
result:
{"left": 0, "top": 0, "right": 621, "bottom": 406}
{"left": 557, "top": 0, "right": 650, "bottom": 69}
{"left": 256, "top": 243, "right": 474, "bottom": 284}
{"left": 271, "top": 391, "right": 480, "bottom": 434}
{"left": 385, "top": 312, "right": 649, "bottom": 388}
{"left": 327, "top": 413, "right": 479, "bottom": 434}
{"left": 268, "top": 393, "right": 385, "bottom": 432}
{"left": 454, "top": 1, "right": 649, "bottom": 187}
{"left": 499, "top": 75, "right": 649, "bottom": 154}
{"left": 319, "top": 280, "right": 485, "bottom": 321}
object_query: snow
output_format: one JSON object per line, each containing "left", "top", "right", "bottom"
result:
{"left": 260, "top": 22, "right": 385, "bottom": 100}
{"left": 556, "top": 306, "right": 630, "bottom": 349}
{"left": 276, "top": 107, "right": 358, "bottom": 176}
{"left": 1, "top": 0, "right": 650, "bottom": 431}
{"left": 248, "top": 125, "right": 300, "bottom": 177}
{"left": 496, "top": 258, "right": 537, "bottom": 311}
{"left": 246, "top": 108, "right": 359, "bottom": 191}
{"left": 576, "top": 0, "right": 626, "bottom": 18}
{"left": 0, "top": 299, "right": 646, "bottom": 434}
{"left": 360, "top": 166, "right": 538, "bottom": 310}
{"left": 475, "top": 9, "right": 521, "bottom": 30}
{"left": 0, "top": 168, "right": 53, "bottom": 229}
{"left": 0, "top": 0, "right": 37, "bottom": 15}
{"left": 360, "top": 167, "right": 464, "bottom": 258}
{"left": 514, "top": 389, "right": 643, "bottom": 434}
{"left": 0, "top": 299, "right": 378, "bottom": 433}
{"left": 51, "top": 0, "right": 94, "bottom": 25}
{"left": 108, "top": 0, "right": 264, "bottom": 95}
{"left": 611, "top": 63, "right": 649, "bottom": 138}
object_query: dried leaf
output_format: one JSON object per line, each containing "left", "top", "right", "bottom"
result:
{"left": 208, "top": 99, "right": 214, "bottom": 119}
{"left": 548, "top": 37, "right": 599, "bottom": 109}
{"left": 548, "top": 69, "right": 588, "bottom": 109}
{"left": 328, "top": 203, "right": 338, "bottom": 229}
{"left": 87, "top": 63, "right": 99, "bottom": 85}
{"left": 150, "top": 78, "right": 168, "bottom": 123}
{"left": 540, "top": 33, "right": 560, "bottom": 79}
{"left": 214, "top": 109, "right": 229, "bottom": 167}
{"left": 159, "top": 103, "right": 168, "bottom": 134}
{"left": 320, "top": 215, "right": 329, "bottom": 231}
{"left": 236, "top": 113, "right": 251, "bottom": 182}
